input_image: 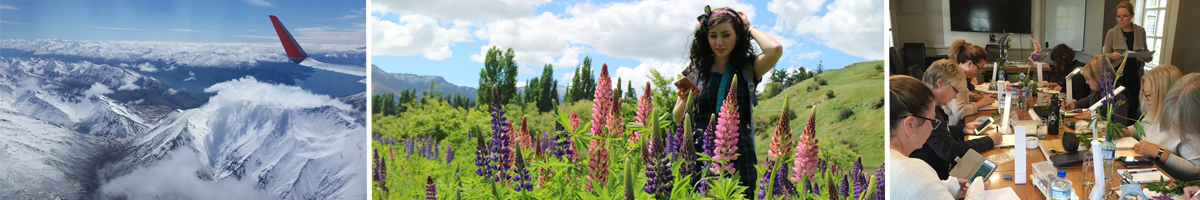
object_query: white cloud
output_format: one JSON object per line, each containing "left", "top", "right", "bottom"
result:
{"left": 612, "top": 60, "right": 685, "bottom": 94}
{"left": 167, "top": 29, "right": 210, "bottom": 32}
{"left": 232, "top": 35, "right": 276, "bottom": 39}
{"left": 81, "top": 25, "right": 147, "bottom": 31}
{"left": 165, "top": 88, "right": 179, "bottom": 95}
{"left": 794, "top": 51, "right": 823, "bottom": 60}
{"left": 100, "top": 149, "right": 277, "bottom": 200}
{"left": 371, "top": 0, "right": 549, "bottom": 22}
{"left": 338, "top": 8, "right": 365, "bottom": 20}
{"left": 136, "top": 62, "right": 157, "bottom": 72}
{"left": 1, "top": 4, "right": 17, "bottom": 9}
{"left": 1, "top": 20, "right": 26, "bottom": 24}
{"left": 83, "top": 82, "right": 113, "bottom": 97}
{"left": 770, "top": 0, "right": 883, "bottom": 60}
{"left": 289, "top": 25, "right": 366, "bottom": 45}
{"left": 205, "top": 76, "right": 352, "bottom": 111}
{"left": 476, "top": 0, "right": 753, "bottom": 66}
{"left": 516, "top": 81, "right": 527, "bottom": 88}
{"left": 371, "top": 14, "right": 472, "bottom": 60}
{"left": 118, "top": 81, "right": 141, "bottom": 91}
{"left": 244, "top": 0, "right": 271, "bottom": 7}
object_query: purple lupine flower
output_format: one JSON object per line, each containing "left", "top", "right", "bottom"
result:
{"left": 666, "top": 120, "right": 684, "bottom": 160}
{"left": 656, "top": 155, "right": 673, "bottom": 198}
{"left": 841, "top": 173, "right": 851, "bottom": 197}
{"left": 875, "top": 163, "right": 884, "bottom": 200}
{"left": 474, "top": 130, "right": 492, "bottom": 177}
{"left": 853, "top": 158, "right": 866, "bottom": 199}
{"left": 757, "top": 160, "right": 774, "bottom": 199}
{"left": 512, "top": 146, "right": 534, "bottom": 192}
{"left": 425, "top": 175, "right": 437, "bottom": 200}
{"left": 446, "top": 144, "right": 454, "bottom": 164}
{"left": 538, "top": 132, "right": 551, "bottom": 158}
{"left": 774, "top": 160, "right": 796, "bottom": 196}
{"left": 486, "top": 89, "right": 513, "bottom": 183}
{"left": 406, "top": 138, "right": 414, "bottom": 161}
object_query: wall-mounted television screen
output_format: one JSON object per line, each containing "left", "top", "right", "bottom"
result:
{"left": 949, "top": 0, "right": 1032, "bottom": 33}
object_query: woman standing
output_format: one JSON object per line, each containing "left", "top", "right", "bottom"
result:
{"left": 671, "top": 5, "right": 782, "bottom": 198}
{"left": 1103, "top": 1, "right": 1152, "bottom": 120}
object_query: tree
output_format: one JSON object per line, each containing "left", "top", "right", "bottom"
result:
{"left": 477, "top": 46, "right": 520, "bottom": 106}
{"left": 817, "top": 60, "right": 824, "bottom": 74}
{"left": 537, "top": 64, "right": 557, "bottom": 112}
{"left": 567, "top": 57, "right": 595, "bottom": 103}
{"left": 647, "top": 68, "right": 677, "bottom": 113}
{"left": 769, "top": 68, "right": 788, "bottom": 85}
{"left": 524, "top": 77, "right": 541, "bottom": 105}
{"left": 624, "top": 80, "right": 636, "bottom": 103}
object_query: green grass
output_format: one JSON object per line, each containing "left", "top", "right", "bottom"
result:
{"left": 751, "top": 61, "right": 885, "bottom": 171}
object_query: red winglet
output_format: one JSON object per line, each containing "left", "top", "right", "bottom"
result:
{"left": 270, "top": 15, "right": 308, "bottom": 64}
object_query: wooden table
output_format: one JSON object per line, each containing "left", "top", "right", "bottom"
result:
{"left": 965, "top": 108, "right": 1170, "bottom": 200}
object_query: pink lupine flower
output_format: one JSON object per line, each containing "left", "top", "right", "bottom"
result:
{"left": 710, "top": 75, "right": 740, "bottom": 175}
{"left": 587, "top": 63, "right": 613, "bottom": 192}
{"left": 768, "top": 94, "right": 793, "bottom": 162}
{"left": 790, "top": 106, "right": 820, "bottom": 183}
{"left": 629, "top": 82, "right": 653, "bottom": 149}
{"left": 517, "top": 116, "right": 533, "bottom": 153}
{"left": 567, "top": 113, "right": 581, "bottom": 162}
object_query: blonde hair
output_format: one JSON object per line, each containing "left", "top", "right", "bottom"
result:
{"left": 1116, "top": 1, "right": 1135, "bottom": 16}
{"left": 949, "top": 39, "right": 987, "bottom": 65}
{"left": 889, "top": 75, "right": 935, "bottom": 137}
{"left": 1159, "top": 73, "right": 1200, "bottom": 146}
{"left": 922, "top": 59, "right": 966, "bottom": 90}
{"left": 1081, "top": 56, "right": 1117, "bottom": 83}
{"left": 1141, "top": 65, "right": 1183, "bottom": 121}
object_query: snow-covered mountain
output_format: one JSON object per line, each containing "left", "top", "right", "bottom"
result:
{"left": 0, "top": 45, "right": 365, "bottom": 199}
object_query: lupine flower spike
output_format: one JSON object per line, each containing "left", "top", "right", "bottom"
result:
{"left": 875, "top": 163, "right": 885, "bottom": 200}
{"left": 768, "top": 94, "right": 793, "bottom": 162}
{"left": 791, "top": 105, "right": 820, "bottom": 183}
{"left": 711, "top": 75, "right": 740, "bottom": 175}
{"left": 445, "top": 144, "right": 454, "bottom": 164}
{"left": 425, "top": 175, "right": 437, "bottom": 200}
{"left": 487, "top": 89, "right": 512, "bottom": 182}
{"left": 629, "top": 82, "right": 653, "bottom": 149}
{"left": 511, "top": 145, "right": 534, "bottom": 191}
{"left": 474, "top": 130, "right": 492, "bottom": 177}
{"left": 517, "top": 116, "right": 533, "bottom": 153}
{"left": 609, "top": 84, "right": 625, "bottom": 139}
{"left": 586, "top": 63, "right": 613, "bottom": 192}
{"left": 1028, "top": 37, "right": 1044, "bottom": 62}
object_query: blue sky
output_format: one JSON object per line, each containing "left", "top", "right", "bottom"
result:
{"left": 1, "top": 0, "right": 365, "bottom": 44}
{"left": 371, "top": 0, "right": 883, "bottom": 92}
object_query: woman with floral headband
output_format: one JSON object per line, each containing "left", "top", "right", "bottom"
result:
{"left": 671, "top": 5, "right": 782, "bottom": 198}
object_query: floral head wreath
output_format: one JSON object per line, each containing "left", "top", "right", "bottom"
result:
{"left": 695, "top": 5, "right": 741, "bottom": 26}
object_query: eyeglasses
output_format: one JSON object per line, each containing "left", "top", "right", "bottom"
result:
{"left": 1117, "top": 14, "right": 1132, "bottom": 19}
{"left": 904, "top": 115, "right": 943, "bottom": 128}
{"left": 952, "top": 85, "right": 961, "bottom": 95}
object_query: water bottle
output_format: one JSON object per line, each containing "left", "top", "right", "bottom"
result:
{"left": 1019, "top": 71, "right": 1027, "bottom": 82}
{"left": 1051, "top": 169, "right": 1072, "bottom": 200}
{"left": 1102, "top": 137, "right": 1116, "bottom": 181}
{"left": 999, "top": 93, "right": 1007, "bottom": 109}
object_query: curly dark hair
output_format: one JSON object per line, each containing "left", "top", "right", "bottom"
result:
{"left": 687, "top": 7, "right": 756, "bottom": 74}
{"left": 1050, "top": 44, "right": 1076, "bottom": 72}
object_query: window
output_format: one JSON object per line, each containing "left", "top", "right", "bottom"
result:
{"left": 1136, "top": 0, "right": 1169, "bottom": 65}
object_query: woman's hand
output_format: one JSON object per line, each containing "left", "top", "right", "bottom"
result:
{"left": 1133, "top": 141, "right": 1161, "bottom": 157}
{"left": 1183, "top": 186, "right": 1200, "bottom": 200}
{"left": 964, "top": 122, "right": 982, "bottom": 135}
{"left": 1110, "top": 52, "right": 1123, "bottom": 60}
{"left": 1060, "top": 101, "right": 1076, "bottom": 110}
{"left": 1073, "top": 112, "right": 1091, "bottom": 120}
{"left": 738, "top": 11, "right": 752, "bottom": 31}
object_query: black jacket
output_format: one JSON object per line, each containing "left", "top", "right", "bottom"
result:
{"left": 909, "top": 107, "right": 996, "bottom": 180}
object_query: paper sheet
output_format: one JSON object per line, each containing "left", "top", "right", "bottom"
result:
{"left": 982, "top": 187, "right": 1020, "bottom": 200}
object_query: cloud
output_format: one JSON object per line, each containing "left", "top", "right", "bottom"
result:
{"left": 100, "top": 149, "right": 277, "bottom": 200}
{"left": 135, "top": 62, "right": 157, "bottom": 72}
{"left": 81, "top": 25, "right": 148, "bottom": 31}
{"left": 83, "top": 82, "right": 113, "bottom": 97}
{"left": 1, "top": 4, "right": 16, "bottom": 9}
{"left": 612, "top": 60, "right": 686, "bottom": 94}
{"left": 289, "top": 25, "right": 366, "bottom": 45}
{"left": 371, "top": 14, "right": 472, "bottom": 60}
{"left": 371, "top": 0, "right": 549, "bottom": 22}
{"left": 168, "top": 29, "right": 210, "bottom": 32}
{"left": 244, "top": 0, "right": 271, "bottom": 7}
{"left": 337, "top": 8, "right": 365, "bottom": 20}
{"left": 770, "top": 0, "right": 883, "bottom": 60}
{"left": 474, "top": 0, "right": 752, "bottom": 68}
{"left": 0, "top": 20, "right": 26, "bottom": 24}
{"left": 232, "top": 35, "right": 276, "bottom": 39}
{"left": 205, "top": 76, "right": 352, "bottom": 111}
{"left": 794, "top": 51, "right": 823, "bottom": 60}
{"left": 516, "top": 81, "right": 527, "bottom": 88}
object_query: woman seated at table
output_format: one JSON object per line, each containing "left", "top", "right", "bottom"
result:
{"left": 946, "top": 39, "right": 996, "bottom": 127}
{"left": 1060, "top": 56, "right": 1131, "bottom": 126}
{"left": 910, "top": 59, "right": 1004, "bottom": 180}
{"left": 1128, "top": 65, "right": 1181, "bottom": 154}
{"left": 889, "top": 75, "right": 987, "bottom": 200}
{"left": 1136, "top": 73, "right": 1200, "bottom": 181}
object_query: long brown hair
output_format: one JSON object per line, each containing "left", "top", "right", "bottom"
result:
{"left": 687, "top": 6, "right": 755, "bottom": 74}
{"left": 949, "top": 39, "right": 987, "bottom": 65}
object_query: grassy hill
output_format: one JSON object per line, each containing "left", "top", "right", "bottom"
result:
{"left": 751, "top": 60, "right": 885, "bottom": 171}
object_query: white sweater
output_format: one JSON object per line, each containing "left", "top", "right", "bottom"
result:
{"left": 889, "top": 149, "right": 985, "bottom": 200}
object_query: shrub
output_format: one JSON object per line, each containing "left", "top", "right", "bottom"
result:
{"left": 806, "top": 82, "right": 820, "bottom": 92}
{"left": 815, "top": 76, "right": 828, "bottom": 85}
{"left": 826, "top": 90, "right": 836, "bottom": 99}
{"left": 838, "top": 106, "right": 854, "bottom": 121}
{"left": 873, "top": 98, "right": 884, "bottom": 109}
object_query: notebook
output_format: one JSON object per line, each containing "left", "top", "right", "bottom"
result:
{"left": 968, "top": 135, "right": 1015, "bottom": 148}
{"left": 1117, "top": 169, "right": 1171, "bottom": 184}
